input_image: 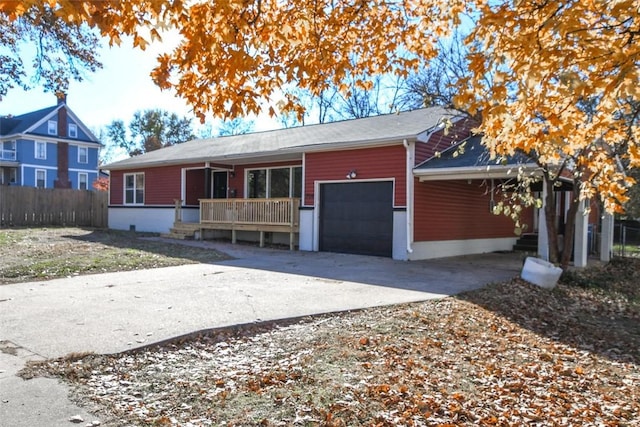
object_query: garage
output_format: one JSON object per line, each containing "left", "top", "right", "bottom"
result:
{"left": 319, "top": 181, "right": 394, "bottom": 257}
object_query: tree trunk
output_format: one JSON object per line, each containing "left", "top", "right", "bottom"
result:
{"left": 560, "top": 187, "right": 581, "bottom": 270}
{"left": 544, "top": 177, "right": 560, "bottom": 263}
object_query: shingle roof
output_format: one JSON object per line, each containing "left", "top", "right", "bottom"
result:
{"left": 415, "top": 135, "right": 535, "bottom": 170}
{"left": 0, "top": 106, "right": 58, "bottom": 136}
{"left": 104, "top": 107, "right": 460, "bottom": 170}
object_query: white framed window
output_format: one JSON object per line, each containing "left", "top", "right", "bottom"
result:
{"left": 78, "top": 146, "right": 88, "bottom": 164}
{"left": 68, "top": 123, "right": 78, "bottom": 138}
{"left": 47, "top": 120, "right": 57, "bottom": 135}
{"left": 78, "top": 173, "right": 88, "bottom": 190}
{"left": 35, "top": 141, "right": 46, "bottom": 160}
{"left": 36, "top": 169, "right": 46, "bottom": 188}
{"left": 124, "top": 172, "right": 144, "bottom": 205}
{"left": 246, "top": 166, "right": 302, "bottom": 198}
{"left": 1, "top": 140, "right": 16, "bottom": 161}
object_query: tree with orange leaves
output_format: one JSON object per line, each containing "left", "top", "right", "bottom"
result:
{"left": 2, "top": 0, "right": 638, "bottom": 266}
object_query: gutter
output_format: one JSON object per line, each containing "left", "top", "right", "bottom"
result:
{"left": 403, "top": 138, "right": 414, "bottom": 255}
{"left": 414, "top": 164, "right": 541, "bottom": 181}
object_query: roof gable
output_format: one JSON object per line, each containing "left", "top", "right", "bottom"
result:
{"left": 0, "top": 106, "right": 58, "bottom": 136}
{"left": 0, "top": 104, "right": 99, "bottom": 144}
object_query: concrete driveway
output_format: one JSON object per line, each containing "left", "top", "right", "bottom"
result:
{"left": 0, "top": 240, "right": 524, "bottom": 426}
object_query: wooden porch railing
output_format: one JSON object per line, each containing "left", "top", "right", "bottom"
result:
{"left": 198, "top": 198, "right": 301, "bottom": 249}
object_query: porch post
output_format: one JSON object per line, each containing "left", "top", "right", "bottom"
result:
{"left": 537, "top": 185, "right": 550, "bottom": 261}
{"left": 573, "top": 200, "right": 589, "bottom": 268}
{"left": 174, "top": 199, "right": 182, "bottom": 223}
{"left": 600, "top": 213, "right": 614, "bottom": 262}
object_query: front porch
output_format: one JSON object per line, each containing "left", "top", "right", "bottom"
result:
{"left": 169, "top": 197, "right": 301, "bottom": 250}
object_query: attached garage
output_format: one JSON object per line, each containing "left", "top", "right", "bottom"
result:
{"left": 319, "top": 181, "right": 394, "bottom": 257}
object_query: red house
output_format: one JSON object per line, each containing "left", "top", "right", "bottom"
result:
{"left": 104, "top": 107, "right": 608, "bottom": 263}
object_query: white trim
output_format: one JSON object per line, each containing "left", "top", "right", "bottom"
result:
{"left": 123, "top": 172, "right": 145, "bottom": 205}
{"left": 21, "top": 163, "right": 57, "bottom": 170}
{"left": 301, "top": 153, "right": 308, "bottom": 207}
{"left": 69, "top": 167, "right": 98, "bottom": 173}
{"left": 409, "top": 237, "right": 519, "bottom": 260}
{"left": 47, "top": 120, "right": 57, "bottom": 135}
{"left": 78, "top": 172, "right": 88, "bottom": 190}
{"left": 35, "top": 168, "right": 46, "bottom": 188}
{"left": 416, "top": 164, "right": 541, "bottom": 181}
{"left": 77, "top": 146, "right": 88, "bottom": 164}
{"left": 180, "top": 168, "right": 186, "bottom": 204}
{"left": 9, "top": 134, "right": 100, "bottom": 146}
{"left": 34, "top": 140, "right": 47, "bottom": 160}
{"left": 68, "top": 123, "right": 78, "bottom": 138}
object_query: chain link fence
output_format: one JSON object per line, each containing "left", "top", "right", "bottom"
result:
{"left": 614, "top": 221, "right": 640, "bottom": 258}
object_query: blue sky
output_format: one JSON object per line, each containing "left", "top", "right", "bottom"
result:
{"left": 0, "top": 36, "right": 279, "bottom": 137}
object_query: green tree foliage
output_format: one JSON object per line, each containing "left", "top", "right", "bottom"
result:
{"left": 105, "top": 109, "right": 194, "bottom": 157}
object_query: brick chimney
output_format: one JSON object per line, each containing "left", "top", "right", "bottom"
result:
{"left": 54, "top": 92, "right": 71, "bottom": 188}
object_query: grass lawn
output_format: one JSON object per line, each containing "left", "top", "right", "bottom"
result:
{"left": 22, "top": 254, "right": 639, "bottom": 426}
{"left": 0, "top": 227, "right": 228, "bottom": 284}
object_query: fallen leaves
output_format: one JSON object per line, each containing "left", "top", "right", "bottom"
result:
{"left": 24, "top": 260, "right": 640, "bottom": 426}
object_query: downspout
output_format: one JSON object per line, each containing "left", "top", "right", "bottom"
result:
{"left": 403, "top": 138, "right": 414, "bottom": 255}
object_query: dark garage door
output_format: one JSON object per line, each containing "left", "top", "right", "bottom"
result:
{"left": 319, "top": 181, "right": 393, "bottom": 257}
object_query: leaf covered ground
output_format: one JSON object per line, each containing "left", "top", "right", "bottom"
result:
{"left": 0, "top": 227, "right": 227, "bottom": 284}
{"left": 26, "top": 259, "right": 640, "bottom": 426}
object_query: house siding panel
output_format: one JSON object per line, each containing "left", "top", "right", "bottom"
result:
{"left": 185, "top": 169, "right": 206, "bottom": 205}
{"left": 304, "top": 145, "right": 406, "bottom": 207}
{"left": 415, "top": 117, "right": 478, "bottom": 165}
{"left": 109, "top": 163, "right": 205, "bottom": 206}
{"left": 414, "top": 179, "right": 534, "bottom": 241}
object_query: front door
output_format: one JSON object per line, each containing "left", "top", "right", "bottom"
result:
{"left": 212, "top": 171, "right": 228, "bottom": 198}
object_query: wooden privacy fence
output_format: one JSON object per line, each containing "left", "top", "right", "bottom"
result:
{"left": 0, "top": 186, "right": 108, "bottom": 228}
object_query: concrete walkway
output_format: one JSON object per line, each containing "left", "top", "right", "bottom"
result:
{"left": 0, "top": 241, "right": 523, "bottom": 426}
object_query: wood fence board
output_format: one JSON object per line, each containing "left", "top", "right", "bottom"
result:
{"left": 0, "top": 186, "right": 108, "bottom": 228}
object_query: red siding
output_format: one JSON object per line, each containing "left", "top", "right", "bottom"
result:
{"left": 109, "top": 163, "right": 205, "bottom": 206}
{"left": 414, "top": 179, "right": 534, "bottom": 241}
{"left": 415, "top": 117, "right": 479, "bottom": 166}
{"left": 185, "top": 169, "right": 206, "bottom": 205}
{"left": 305, "top": 145, "right": 406, "bottom": 206}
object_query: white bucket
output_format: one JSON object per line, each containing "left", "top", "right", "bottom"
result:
{"left": 521, "top": 257, "right": 563, "bottom": 289}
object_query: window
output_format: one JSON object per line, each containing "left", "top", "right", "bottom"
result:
{"left": 1, "top": 140, "right": 16, "bottom": 161}
{"left": 124, "top": 173, "right": 144, "bottom": 205}
{"left": 78, "top": 146, "right": 88, "bottom": 164}
{"left": 48, "top": 120, "right": 57, "bottom": 135}
{"left": 68, "top": 123, "right": 78, "bottom": 138}
{"left": 78, "top": 173, "right": 88, "bottom": 190}
{"left": 246, "top": 166, "right": 302, "bottom": 198}
{"left": 35, "top": 141, "right": 46, "bottom": 160}
{"left": 36, "top": 169, "right": 46, "bottom": 188}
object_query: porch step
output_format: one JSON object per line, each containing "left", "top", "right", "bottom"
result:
{"left": 163, "top": 222, "right": 200, "bottom": 240}
{"left": 513, "top": 233, "right": 538, "bottom": 252}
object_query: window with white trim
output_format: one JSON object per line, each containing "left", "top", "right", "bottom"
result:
{"left": 35, "top": 141, "right": 46, "bottom": 160}
{"left": 246, "top": 166, "right": 302, "bottom": 198}
{"left": 36, "top": 169, "right": 46, "bottom": 188}
{"left": 78, "top": 146, "right": 88, "bottom": 164}
{"left": 124, "top": 173, "right": 144, "bottom": 205}
{"left": 68, "top": 123, "right": 78, "bottom": 138}
{"left": 78, "top": 173, "right": 88, "bottom": 190}
{"left": 48, "top": 120, "right": 57, "bottom": 135}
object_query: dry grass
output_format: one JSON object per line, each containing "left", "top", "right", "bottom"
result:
{"left": 0, "top": 227, "right": 228, "bottom": 284}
